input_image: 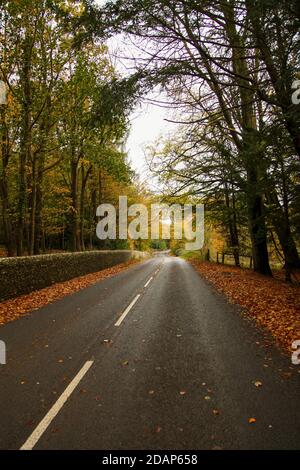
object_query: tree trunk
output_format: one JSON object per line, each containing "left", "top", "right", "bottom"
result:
{"left": 28, "top": 157, "right": 37, "bottom": 255}
{"left": 90, "top": 186, "right": 97, "bottom": 249}
{"left": 79, "top": 164, "right": 92, "bottom": 252}
{"left": 17, "top": 31, "right": 33, "bottom": 256}
{"left": 247, "top": 190, "right": 272, "bottom": 276}
{"left": 0, "top": 107, "right": 14, "bottom": 256}
{"left": 224, "top": 181, "right": 240, "bottom": 267}
{"left": 70, "top": 159, "right": 80, "bottom": 252}
{"left": 0, "top": 177, "right": 14, "bottom": 257}
{"left": 245, "top": 0, "right": 300, "bottom": 159}
{"left": 223, "top": 2, "right": 272, "bottom": 276}
{"left": 33, "top": 162, "right": 44, "bottom": 255}
{"left": 266, "top": 189, "right": 300, "bottom": 269}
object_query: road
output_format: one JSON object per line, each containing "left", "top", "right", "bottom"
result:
{"left": 0, "top": 254, "right": 299, "bottom": 450}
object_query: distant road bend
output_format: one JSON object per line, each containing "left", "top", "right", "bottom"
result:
{"left": 0, "top": 253, "right": 300, "bottom": 450}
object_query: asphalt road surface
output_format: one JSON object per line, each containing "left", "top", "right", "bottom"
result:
{"left": 0, "top": 254, "right": 299, "bottom": 450}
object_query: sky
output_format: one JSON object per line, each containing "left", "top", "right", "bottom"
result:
{"left": 108, "top": 44, "right": 174, "bottom": 187}
{"left": 125, "top": 100, "right": 173, "bottom": 185}
{"left": 96, "top": 0, "right": 175, "bottom": 187}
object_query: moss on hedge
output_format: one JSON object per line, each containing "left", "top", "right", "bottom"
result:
{"left": 0, "top": 250, "right": 148, "bottom": 301}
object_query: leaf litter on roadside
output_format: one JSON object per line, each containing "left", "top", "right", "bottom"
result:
{"left": 0, "top": 261, "right": 139, "bottom": 326}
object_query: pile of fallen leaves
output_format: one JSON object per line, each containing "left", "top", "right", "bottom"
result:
{"left": 190, "top": 261, "right": 300, "bottom": 352}
{"left": 0, "top": 260, "right": 138, "bottom": 326}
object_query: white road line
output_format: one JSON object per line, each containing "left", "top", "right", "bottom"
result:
{"left": 115, "top": 294, "right": 141, "bottom": 327}
{"left": 144, "top": 276, "right": 153, "bottom": 288}
{"left": 20, "top": 360, "right": 94, "bottom": 451}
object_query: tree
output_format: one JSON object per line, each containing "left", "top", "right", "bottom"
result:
{"left": 0, "top": 0, "right": 138, "bottom": 256}
{"left": 90, "top": 0, "right": 299, "bottom": 274}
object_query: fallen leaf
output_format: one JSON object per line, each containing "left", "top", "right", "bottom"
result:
{"left": 248, "top": 417, "right": 256, "bottom": 424}
{"left": 254, "top": 381, "right": 262, "bottom": 387}
{"left": 0, "top": 261, "right": 138, "bottom": 328}
{"left": 282, "top": 372, "right": 292, "bottom": 379}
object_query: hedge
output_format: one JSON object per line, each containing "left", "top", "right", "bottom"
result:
{"left": 0, "top": 250, "right": 149, "bottom": 301}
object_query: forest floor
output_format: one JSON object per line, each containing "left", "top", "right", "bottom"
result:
{"left": 0, "top": 260, "right": 139, "bottom": 326}
{"left": 191, "top": 260, "right": 300, "bottom": 353}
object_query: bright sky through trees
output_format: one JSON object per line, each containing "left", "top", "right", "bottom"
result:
{"left": 97, "top": 0, "right": 174, "bottom": 183}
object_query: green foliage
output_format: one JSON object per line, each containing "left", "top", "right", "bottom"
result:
{"left": 0, "top": 0, "right": 139, "bottom": 256}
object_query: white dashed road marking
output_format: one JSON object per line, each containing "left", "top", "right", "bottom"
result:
{"left": 20, "top": 360, "right": 94, "bottom": 450}
{"left": 114, "top": 294, "right": 141, "bottom": 327}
